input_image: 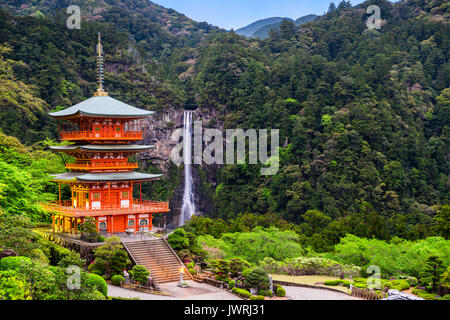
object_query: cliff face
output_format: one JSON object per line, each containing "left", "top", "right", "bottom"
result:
{"left": 140, "top": 107, "right": 222, "bottom": 225}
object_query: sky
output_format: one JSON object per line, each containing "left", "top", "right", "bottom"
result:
{"left": 152, "top": 0, "right": 370, "bottom": 30}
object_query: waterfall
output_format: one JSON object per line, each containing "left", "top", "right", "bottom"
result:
{"left": 179, "top": 110, "right": 195, "bottom": 226}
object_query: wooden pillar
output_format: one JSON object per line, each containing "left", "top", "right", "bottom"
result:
{"left": 108, "top": 181, "right": 111, "bottom": 208}
{"left": 74, "top": 219, "right": 78, "bottom": 235}
{"left": 62, "top": 216, "right": 65, "bottom": 233}
{"left": 140, "top": 183, "right": 142, "bottom": 205}
{"left": 52, "top": 214, "right": 55, "bottom": 234}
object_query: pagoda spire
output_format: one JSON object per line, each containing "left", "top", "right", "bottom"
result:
{"left": 94, "top": 32, "right": 108, "bottom": 97}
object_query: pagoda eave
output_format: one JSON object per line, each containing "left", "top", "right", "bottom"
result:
{"left": 48, "top": 144, "right": 155, "bottom": 153}
{"left": 50, "top": 172, "right": 163, "bottom": 183}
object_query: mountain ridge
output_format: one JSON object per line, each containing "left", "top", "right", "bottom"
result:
{"left": 236, "top": 14, "right": 318, "bottom": 39}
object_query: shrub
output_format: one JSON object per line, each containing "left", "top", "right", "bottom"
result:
{"left": 0, "top": 256, "right": 31, "bottom": 271}
{"left": 185, "top": 261, "right": 195, "bottom": 269}
{"left": 341, "top": 280, "right": 351, "bottom": 287}
{"left": 91, "top": 269, "right": 103, "bottom": 276}
{"left": 91, "top": 290, "right": 106, "bottom": 300}
{"left": 276, "top": 286, "right": 286, "bottom": 297}
{"left": 333, "top": 235, "right": 450, "bottom": 278}
{"left": 384, "top": 279, "right": 410, "bottom": 291}
{"left": 353, "top": 283, "right": 367, "bottom": 288}
{"left": 229, "top": 258, "right": 250, "bottom": 276}
{"left": 0, "top": 269, "right": 31, "bottom": 300}
{"left": 87, "top": 273, "right": 108, "bottom": 298}
{"left": 110, "top": 250, "right": 129, "bottom": 276}
{"left": 79, "top": 217, "right": 100, "bottom": 243}
{"left": 259, "top": 256, "right": 360, "bottom": 278}
{"left": 324, "top": 280, "right": 342, "bottom": 286}
{"left": 57, "top": 252, "right": 85, "bottom": 268}
{"left": 245, "top": 267, "right": 270, "bottom": 290}
{"left": 188, "top": 268, "right": 197, "bottom": 275}
{"left": 406, "top": 276, "right": 418, "bottom": 287}
{"left": 234, "top": 288, "right": 252, "bottom": 298}
{"left": 250, "top": 295, "right": 265, "bottom": 300}
{"left": 258, "top": 289, "right": 272, "bottom": 297}
{"left": 111, "top": 275, "right": 125, "bottom": 286}
{"left": 241, "top": 268, "right": 253, "bottom": 278}
{"left": 229, "top": 280, "right": 235, "bottom": 289}
{"left": 167, "top": 228, "right": 189, "bottom": 250}
{"left": 412, "top": 288, "right": 441, "bottom": 300}
{"left": 324, "top": 279, "right": 352, "bottom": 287}
{"left": 97, "top": 236, "right": 105, "bottom": 242}
{"left": 129, "top": 265, "right": 150, "bottom": 285}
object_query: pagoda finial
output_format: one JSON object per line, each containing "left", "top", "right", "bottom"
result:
{"left": 94, "top": 32, "right": 108, "bottom": 96}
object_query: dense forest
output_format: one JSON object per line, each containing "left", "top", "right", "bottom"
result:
{"left": 0, "top": 0, "right": 448, "bottom": 251}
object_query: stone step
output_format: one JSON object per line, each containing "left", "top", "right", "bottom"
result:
{"left": 122, "top": 239, "right": 193, "bottom": 286}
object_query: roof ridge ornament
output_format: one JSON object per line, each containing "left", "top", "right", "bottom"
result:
{"left": 94, "top": 32, "right": 108, "bottom": 97}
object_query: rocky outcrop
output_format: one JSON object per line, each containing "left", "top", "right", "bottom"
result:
{"left": 140, "top": 107, "right": 223, "bottom": 225}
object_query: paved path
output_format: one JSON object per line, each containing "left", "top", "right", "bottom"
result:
{"left": 284, "top": 286, "right": 360, "bottom": 300}
{"left": 108, "top": 282, "right": 360, "bottom": 300}
{"left": 108, "top": 281, "right": 241, "bottom": 300}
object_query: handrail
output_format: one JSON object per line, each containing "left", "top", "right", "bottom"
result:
{"left": 65, "top": 161, "right": 138, "bottom": 170}
{"left": 146, "top": 240, "right": 171, "bottom": 282}
{"left": 162, "top": 237, "right": 193, "bottom": 280}
{"left": 39, "top": 199, "right": 170, "bottom": 217}
{"left": 60, "top": 131, "right": 143, "bottom": 140}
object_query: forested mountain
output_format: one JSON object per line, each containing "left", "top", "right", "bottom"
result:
{"left": 0, "top": 0, "right": 449, "bottom": 249}
{"left": 236, "top": 14, "right": 318, "bottom": 39}
{"left": 235, "top": 17, "right": 290, "bottom": 37}
{"left": 252, "top": 14, "right": 318, "bottom": 39}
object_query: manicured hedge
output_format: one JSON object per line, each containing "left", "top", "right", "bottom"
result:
{"left": 250, "top": 295, "right": 265, "bottom": 300}
{"left": 232, "top": 287, "right": 252, "bottom": 298}
{"left": 324, "top": 279, "right": 351, "bottom": 287}
{"left": 111, "top": 274, "right": 125, "bottom": 286}
{"left": 88, "top": 273, "right": 108, "bottom": 297}
{"left": 258, "top": 289, "right": 272, "bottom": 297}
{"left": 276, "top": 286, "right": 286, "bottom": 297}
{"left": 0, "top": 256, "right": 31, "bottom": 271}
{"left": 384, "top": 279, "right": 410, "bottom": 291}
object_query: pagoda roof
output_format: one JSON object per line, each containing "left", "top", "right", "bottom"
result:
{"left": 51, "top": 171, "right": 162, "bottom": 183}
{"left": 49, "top": 144, "right": 155, "bottom": 152}
{"left": 48, "top": 96, "right": 155, "bottom": 119}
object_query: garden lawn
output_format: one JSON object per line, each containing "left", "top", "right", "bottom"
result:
{"left": 270, "top": 274, "right": 351, "bottom": 294}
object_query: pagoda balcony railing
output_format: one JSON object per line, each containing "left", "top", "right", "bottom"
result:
{"left": 60, "top": 131, "right": 143, "bottom": 141}
{"left": 65, "top": 161, "right": 138, "bottom": 171}
{"left": 39, "top": 199, "right": 170, "bottom": 217}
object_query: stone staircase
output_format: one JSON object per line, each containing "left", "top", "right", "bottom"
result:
{"left": 122, "top": 238, "right": 192, "bottom": 283}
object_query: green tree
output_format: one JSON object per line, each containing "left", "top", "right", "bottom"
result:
{"left": 79, "top": 217, "right": 100, "bottom": 243}
{"left": 167, "top": 228, "right": 189, "bottom": 250}
{"left": 432, "top": 205, "right": 450, "bottom": 239}
{"left": 130, "top": 265, "right": 150, "bottom": 285}
{"left": 89, "top": 237, "right": 127, "bottom": 278}
{"left": 244, "top": 267, "right": 270, "bottom": 290}
{"left": 420, "top": 255, "right": 445, "bottom": 292}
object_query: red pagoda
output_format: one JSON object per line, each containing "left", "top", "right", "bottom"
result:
{"left": 41, "top": 33, "right": 169, "bottom": 235}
